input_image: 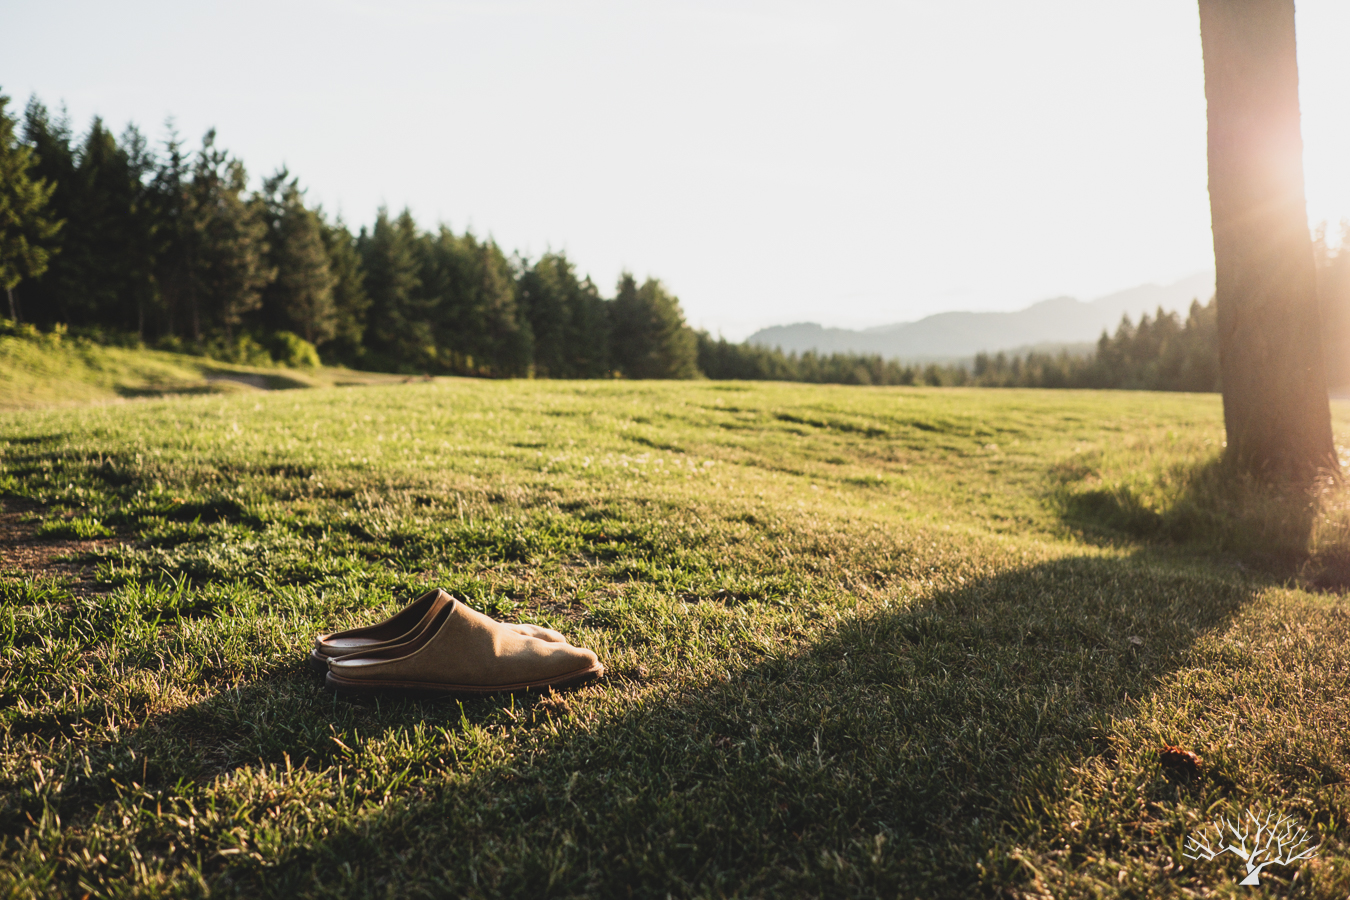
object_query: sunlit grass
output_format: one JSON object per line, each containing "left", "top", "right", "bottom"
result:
{"left": 0, "top": 334, "right": 402, "bottom": 411}
{"left": 1, "top": 380, "right": 1349, "bottom": 897}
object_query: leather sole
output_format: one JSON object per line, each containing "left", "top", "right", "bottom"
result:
{"left": 324, "top": 663, "right": 604, "bottom": 698}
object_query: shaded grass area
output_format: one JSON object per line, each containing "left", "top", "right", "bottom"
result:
{"left": 1, "top": 382, "right": 1349, "bottom": 897}
{"left": 195, "top": 557, "right": 1269, "bottom": 898}
{"left": 1050, "top": 421, "right": 1350, "bottom": 585}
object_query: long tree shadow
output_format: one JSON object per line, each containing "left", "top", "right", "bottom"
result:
{"left": 153, "top": 553, "right": 1263, "bottom": 898}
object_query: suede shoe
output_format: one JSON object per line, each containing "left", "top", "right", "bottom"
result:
{"left": 326, "top": 596, "right": 602, "bottom": 697}
{"left": 310, "top": 588, "right": 567, "bottom": 673}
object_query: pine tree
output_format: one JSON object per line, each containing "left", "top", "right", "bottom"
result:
{"left": 611, "top": 272, "right": 642, "bottom": 376}
{"left": 118, "top": 124, "right": 159, "bottom": 340}
{"left": 611, "top": 273, "right": 699, "bottom": 379}
{"left": 518, "top": 253, "right": 569, "bottom": 376}
{"left": 186, "top": 130, "right": 272, "bottom": 341}
{"left": 14, "top": 109, "right": 159, "bottom": 335}
{"left": 319, "top": 214, "right": 370, "bottom": 365}
{"left": 519, "top": 251, "right": 610, "bottom": 377}
{"left": 1177, "top": 298, "right": 1221, "bottom": 392}
{"left": 570, "top": 273, "right": 611, "bottom": 377}
{"left": 258, "top": 168, "right": 337, "bottom": 345}
{"left": 64, "top": 119, "right": 150, "bottom": 332}
{"left": 466, "top": 238, "right": 531, "bottom": 377}
{"left": 0, "top": 92, "right": 62, "bottom": 322}
{"left": 361, "top": 207, "right": 432, "bottom": 371}
{"left": 13, "top": 96, "right": 72, "bottom": 324}
{"left": 150, "top": 121, "right": 193, "bottom": 342}
{"left": 423, "top": 227, "right": 531, "bottom": 377}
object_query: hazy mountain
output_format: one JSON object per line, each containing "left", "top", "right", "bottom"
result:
{"left": 746, "top": 271, "right": 1215, "bottom": 361}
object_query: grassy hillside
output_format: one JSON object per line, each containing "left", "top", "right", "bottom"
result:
{"left": 1, "top": 381, "right": 1348, "bottom": 897}
{"left": 0, "top": 333, "right": 401, "bottom": 410}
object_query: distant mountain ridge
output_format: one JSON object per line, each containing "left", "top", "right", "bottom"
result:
{"left": 746, "top": 271, "right": 1215, "bottom": 362}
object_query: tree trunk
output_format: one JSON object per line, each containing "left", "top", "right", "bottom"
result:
{"left": 5, "top": 286, "right": 15, "bottom": 323}
{"left": 1199, "top": 0, "right": 1337, "bottom": 479}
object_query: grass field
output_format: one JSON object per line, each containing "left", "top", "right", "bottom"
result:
{"left": 0, "top": 333, "right": 403, "bottom": 411}
{"left": 2, "top": 376, "right": 1349, "bottom": 898}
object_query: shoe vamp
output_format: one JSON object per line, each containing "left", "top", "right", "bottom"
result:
{"left": 510, "top": 623, "right": 568, "bottom": 644}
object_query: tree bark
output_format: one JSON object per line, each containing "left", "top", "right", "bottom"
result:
{"left": 1199, "top": 0, "right": 1336, "bottom": 479}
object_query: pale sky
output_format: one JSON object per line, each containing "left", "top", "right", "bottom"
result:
{"left": 4, "top": 1, "right": 1350, "bottom": 339}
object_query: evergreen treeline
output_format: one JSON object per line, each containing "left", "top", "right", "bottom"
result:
{"left": 697, "top": 334, "right": 944, "bottom": 386}
{"left": 699, "top": 298, "right": 1221, "bottom": 391}
{"left": 968, "top": 298, "right": 1221, "bottom": 390}
{"left": 702, "top": 244, "right": 1347, "bottom": 392}
{"left": 0, "top": 92, "right": 701, "bottom": 378}
{"left": 5, "top": 89, "right": 1347, "bottom": 391}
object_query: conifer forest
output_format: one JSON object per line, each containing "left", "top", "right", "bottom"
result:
{"left": 5, "top": 89, "right": 1350, "bottom": 391}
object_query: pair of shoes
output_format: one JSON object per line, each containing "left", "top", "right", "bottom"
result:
{"left": 313, "top": 589, "right": 604, "bottom": 698}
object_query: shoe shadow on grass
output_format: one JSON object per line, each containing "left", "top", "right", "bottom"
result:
{"left": 165, "top": 553, "right": 1273, "bottom": 899}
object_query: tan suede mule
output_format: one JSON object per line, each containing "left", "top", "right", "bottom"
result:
{"left": 310, "top": 588, "right": 567, "bottom": 673}
{"left": 325, "top": 597, "right": 603, "bottom": 697}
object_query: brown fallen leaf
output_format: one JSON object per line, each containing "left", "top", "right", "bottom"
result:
{"left": 1160, "top": 744, "right": 1203, "bottom": 779}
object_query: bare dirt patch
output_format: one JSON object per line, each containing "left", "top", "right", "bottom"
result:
{"left": 0, "top": 498, "right": 125, "bottom": 596}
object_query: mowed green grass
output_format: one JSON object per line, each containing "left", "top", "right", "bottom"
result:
{"left": 2, "top": 379, "right": 1350, "bottom": 898}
